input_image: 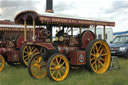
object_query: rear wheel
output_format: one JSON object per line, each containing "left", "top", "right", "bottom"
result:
{"left": 47, "top": 53, "right": 69, "bottom": 82}
{"left": 86, "top": 40, "right": 111, "bottom": 74}
{"left": 20, "top": 44, "right": 40, "bottom": 67}
{"left": 0, "top": 55, "right": 5, "bottom": 72}
{"left": 28, "top": 54, "right": 47, "bottom": 79}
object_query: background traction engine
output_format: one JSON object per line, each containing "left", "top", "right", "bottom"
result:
{"left": 28, "top": 29, "right": 111, "bottom": 81}
{"left": 0, "top": 31, "right": 24, "bottom": 72}
{"left": 0, "top": 28, "right": 49, "bottom": 72}
{"left": 20, "top": 28, "right": 51, "bottom": 67}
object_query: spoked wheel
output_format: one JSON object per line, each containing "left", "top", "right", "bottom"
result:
{"left": 86, "top": 39, "right": 111, "bottom": 74}
{"left": 28, "top": 54, "right": 47, "bottom": 79}
{"left": 20, "top": 44, "right": 40, "bottom": 67}
{"left": 47, "top": 53, "right": 69, "bottom": 82}
{"left": 0, "top": 55, "right": 5, "bottom": 72}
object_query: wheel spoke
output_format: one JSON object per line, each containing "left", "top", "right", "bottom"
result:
{"left": 51, "top": 70, "right": 56, "bottom": 76}
{"left": 24, "top": 51, "right": 29, "bottom": 54}
{"left": 100, "top": 57, "right": 105, "bottom": 61}
{"left": 92, "top": 47, "right": 96, "bottom": 54}
{"left": 91, "top": 53, "right": 96, "bottom": 57}
{"left": 95, "top": 45, "right": 98, "bottom": 53}
{"left": 51, "top": 62, "right": 57, "bottom": 66}
{"left": 101, "top": 53, "right": 108, "bottom": 56}
{"left": 60, "top": 62, "right": 65, "bottom": 67}
{"left": 29, "top": 46, "right": 32, "bottom": 52}
{"left": 91, "top": 57, "right": 95, "bottom": 61}
{"left": 99, "top": 48, "right": 104, "bottom": 54}
{"left": 58, "top": 58, "right": 61, "bottom": 64}
{"left": 24, "top": 55, "right": 29, "bottom": 58}
{"left": 98, "top": 60, "right": 104, "bottom": 67}
{"left": 34, "top": 52, "right": 40, "bottom": 55}
{"left": 56, "top": 71, "right": 59, "bottom": 79}
{"left": 58, "top": 71, "right": 62, "bottom": 78}
{"left": 24, "top": 56, "right": 30, "bottom": 61}
{"left": 60, "top": 68, "right": 65, "bottom": 73}
{"left": 31, "top": 47, "right": 35, "bottom": 51}
{"left": 56, "top": 58, "right": 59, "bottom": 65}
{"left": 50, "top": 67, "right": 56, "bottom": 70}
{"left": 33, "top": 48, "right": 38, "bottom": 53}
{"left": 92, "top": 60, "right": 96, "bottom": 66}
{"left": 98, "top": 44, "right": 102, "bottom": 53}
{"left": 95, "top": 62, "right": 98, "bottom": 71}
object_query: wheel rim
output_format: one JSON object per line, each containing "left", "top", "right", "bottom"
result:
{"left": 0, "top": 55, "right": 5, "bottom": 72}
{"left": 49, "top": 55, "right": 69, "bottom": 81}
{"left": 90, "top": 41, "right": 110, "bottom": 74}
{"left": 30, "top": 55, "right": 47, "bottom": 79}
{"left": 23, "top": 45, "right": 39, "bottom": 66}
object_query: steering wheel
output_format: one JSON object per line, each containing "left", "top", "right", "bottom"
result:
{"left": 40, "top": 29, "right": 51, "bottom": 38}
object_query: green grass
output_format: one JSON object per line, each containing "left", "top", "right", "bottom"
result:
{"left": 0, "top": 58, "right": 128, "bottom": 85}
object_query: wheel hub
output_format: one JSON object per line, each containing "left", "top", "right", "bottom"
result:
{"left": 56, "top": 65, "right": 61, "bottom": 69}
{"left": 96, "top": 53, "right": 101, "bottom": 59}
{"left": 29, "top": 52, "right": 32, "bottom": 55}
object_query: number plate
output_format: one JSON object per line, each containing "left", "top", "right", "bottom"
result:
{"left": 111, "top": 51, "right": 116, "bottom": 53}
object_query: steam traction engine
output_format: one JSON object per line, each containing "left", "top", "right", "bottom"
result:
{"left": 0, "top": 24, "right": 49, "bottom": 71}
{"left": 14, "top": 10, "right": 115, "bottom": 81}
{"left": 0, "top": 27, "right": 25, "bottom": 72}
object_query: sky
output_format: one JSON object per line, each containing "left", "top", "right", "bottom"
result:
{"left": 0, "top": 0, "right": 128, "bottom": 32}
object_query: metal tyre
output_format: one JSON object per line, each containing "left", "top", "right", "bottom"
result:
{"left": 28, "top": 54, "right": 47, "bottom": 79}
{"left": 47, "top": 53, "right": 69, "bottom": 82}
{"left": 20, "top": 44, "right": 40, "bottom": 67}
{"left": 86, "top": 39, "right": 111, "bottom": 74}
{"left": 0, "top": 55, "right": 5, "bottom": 72}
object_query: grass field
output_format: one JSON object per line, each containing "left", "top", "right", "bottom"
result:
{"left": 0, "top": 58, "right": 128, "bottom": 85}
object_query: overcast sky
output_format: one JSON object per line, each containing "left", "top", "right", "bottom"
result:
{"left": 0, "top": 0, "right": 128, "bottom": 32}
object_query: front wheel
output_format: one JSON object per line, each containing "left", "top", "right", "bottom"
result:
{"left": 86, "top": 39, "right": 111, "bottom": 74}
{"left": 20, "top": 44, "right": 40, "bottom": 67}
{"left": 0, "top": 55, "right": 5, "bottom": 72}
{"left": 28, "top": 54, "right": 47, "bottom": 79}
{"left": 47, "top": 53, "right": 70, "bottom": 82}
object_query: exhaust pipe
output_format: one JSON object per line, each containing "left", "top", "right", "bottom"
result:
{"left": 46, "top": 0, "right": 54, "bottom": 13}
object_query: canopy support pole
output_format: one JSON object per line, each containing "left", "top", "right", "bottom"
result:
{"left": 71, "top": 27, "right": 73, "bottom": 36}
{"left": 104, "top": 26, "right": 106, "bottom": 40}
{"left": 94, "top": 25, "right": 96, "bottom": 35}
{"left": 33, "top": 20, "right": 36, "bottom": 41}
{"left": 24, "top": 21, "right": 27, "bottom": 41}
{"left": 80, "top": 27, "right": 82, "bottom": 35}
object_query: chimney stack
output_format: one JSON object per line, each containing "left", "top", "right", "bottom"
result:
{"left": 46, "top": 0, "right": 54, "bottom": 13}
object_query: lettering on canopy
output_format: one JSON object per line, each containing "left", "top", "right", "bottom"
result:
{"left": 39, "top": 16, "right": 115, "bottom": 26}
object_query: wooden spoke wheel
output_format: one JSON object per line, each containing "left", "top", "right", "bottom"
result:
{"left": 20, "top": 44, "right": 40, "bottom": 67}
{"left": 86, "top": 40, "right": 111, "bottom": 74}
{"left": 0, "top": 55, "right": 5, "bottom": 72}
{"left": 28, "top": 54, "right": 47, "bottom": 79}
{"left": 47, "top": 53, "right": 69, "bottom": 82}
